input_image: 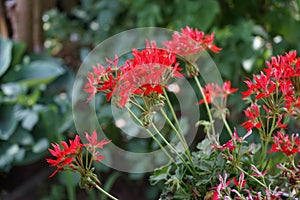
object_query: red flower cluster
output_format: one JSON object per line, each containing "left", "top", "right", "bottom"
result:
{"left": 269, "top": 131, "right": 300, "bottom": 156}
{"left": 84, "top": 41, "right": 182, "bottom": 107}
{"left": 46, "top": 131, "right": 110, "bottom": 178}
{"left": 163, "top": 26, "right": 222, "bottom": 57}
{"left": 114, "top": 41, "right": 182, "bottom": 107}
{"left": 84, "top": 55, "right": 119, "bottom": 101}
{"left": 242, "top": 51, "right": 300, "bottom": 111}
{"left": 198, "top": 81, "right": 238, "bottom": 105}
{"left": 242, "top": 103, "right": 262, "bottom": 130}
{"left": 214, "top": 129, "right": 252, "bottom": 153}
{"left": 242, "top": 51, "right": 300, "bottom": 133}
{"left": 46, "top": 135, "right": 81, "bottom": 178}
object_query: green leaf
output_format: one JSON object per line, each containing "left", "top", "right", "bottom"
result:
{"left": 172, "top": 0, "right": 220, "bottom": 31}
{"left": 0, "top": 104, "right": 18, "bottom": 140}
{"left": 9, "top": 127, "right": 34, "bottom": 146}
{"left": 150, "top": 165, "right": 171, "bottom": 185}
{"left": 32, "top": 138, "right": 49, "bottom": 153}
{"left": 10, "top": 41, "right": 26, "bottom": 67}
{"left": 3, "top": 59, "right": 65, "bottom": 87}
{"left": 22, "top": 109, "right": 39, "bottom": 131}
{"left": 0, "top": 37, "right": 13, "bottom": 77}
{"left": 0, "top": 143, "right": 20, "bottom": 171}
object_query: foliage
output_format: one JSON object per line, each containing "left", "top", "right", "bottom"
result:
{"left": 82, "top": 25, "right": 300, "bottom": 199}
{"left": 0, "top": 37, "right": 74, "bottom": 172}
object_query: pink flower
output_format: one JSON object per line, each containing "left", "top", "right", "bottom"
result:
{"left": 250, "top": 164, "right": 267, "bottom": 177}
{"left": 233, "top": 173, "right": 246, "bottom": 190}
{"left": 85, "top": 130, "right": 111, "bottom": 162}
{"left": 233, "top": 128, "right": 252, "bottom": 143}
{"left": 214, "top": 139, "right": 236, "bottom": 152}
{"left": 85, "top": 130, "right": 111, "bottom": 149}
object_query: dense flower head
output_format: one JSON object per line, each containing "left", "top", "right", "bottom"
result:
{"left": 113, "top": 41, "right": 182, "bottom": 107}
{"left": 241, "top": 103, "right": 262, "bottom": 130}
{"left": 242, "top": 51, "right": 300, "bottom": 135}
{"left": 46, "top": 135, "right": 82, "bottom": 178}
{"left": 242, "top": 51, "right": 300, "bottom": 109}
{"left": 84, "top": 41, "right": 182, "bottom": 107}
{"left": 269, "top": 131, "right": 300, "bottom": 156}
{"left": 265, "top": 50, "right": 300, "bottom": 80}
{"left": 46, "top": 131, "right": 110, "bottom": 178}
{"left": 163, "top": 26, "right": 222, "bottom": 58}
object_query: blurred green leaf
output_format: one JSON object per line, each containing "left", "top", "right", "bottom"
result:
{"left": 0, "top": 143, "right": 20, "bottom": 171}
{"left": 0, "top": 37, "right": 12, "bottom": 77}
{"left": 32, "top": 138, "right": 49, "bottom": 153}
{"left": 0, "top": 105, "right": 18, "bottom": 140}
{"left": 10, "top": 41, "right": 26, "bottom": 67}
{"left": 172, "top": 0, "right": 220, "bottom": 30}
{"left": 3, "top": 59, "right": 65, "bottom": 87}
{"left": 10, "top": 127, "right": 34, "bottom": 146}
{"left": 22, "top": 109, "right": 39, "bottom": 131}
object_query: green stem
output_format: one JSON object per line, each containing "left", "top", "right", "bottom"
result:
{"left": 222, "top": 115, "right": 233, "bottom": 138}
{"left": 162, "top": 89, "right": 196, "bottom": 170}
{"left": 193, "top": 76, "right": 216, "bottom": 136}
{"left": 151, "top": 122, "right": 197, "bottom": 177}
{"left": 159, "top": 108, "right": 189, "bottom": 152}
{"left": 163, "top": 89, "right": 183, "bottom": 133}
{"left": 236, "top": 166, "right": 267, "bottom": 188}
{"left": 129, "top": 99, "right": 146, "bottom": 112}
{"left": 85, "top": 148, "right": 89, "bottom": 169}
{"left": 91, "top": 180, "right": 118, "bottom": 200}
{"left": 88, "top": 150, "right": 94, "bottom": 170}
{"left": 159, "top": 108, "right": 195, "bottom": 171}
{"left": 125, "top": 106, "right": 175, "bottom": 162}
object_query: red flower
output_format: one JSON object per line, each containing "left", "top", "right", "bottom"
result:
{"left": 270, "top": 131, "right": 300, "bottom": 156}
{"left": 113, "top": 40, "right": 181, "bottom": 107}
{"left": 214, "top": 139, "right": 236, "bottom": 152}
{"left": 242, "top": 51, "right": 300, "bottom": 117}
{"left": 233, "top": 128, "right": 252, "bottom": 143}
{"left": 211, "top": 173, "right": 231, "bottom": 199}
{"left": 85, "top": 130, "right": 111, "bottom": 149}
{"left": 222, "top": 81, "right": 238, "bottom": 96}
{"left": 84, "top": 57, "right": 120, "bottom": 102}
{"left": 85, "top": 130, "right": 111, "bottom": 162}
{"left": 198, "top": 83, "right": 218, "bottom": 104}
{"left": 233, "top": 173, "right": 246, "bottom": 189}
{"left": 242, "top": 103, "right": 262, "bottom": 130}
{"left": 84, "top": 72, "right": 97, "bottom": 101}
{"left": 198, "top": 81, "right": 237, "bottom": 105}
{"left": 46, "top": 135, "right": 82, "bottom": 178}
{"left": 163, "top": 26, "right": 222, "bottom": 58}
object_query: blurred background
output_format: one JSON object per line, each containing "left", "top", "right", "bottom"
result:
{"left": 0, "top": 0, "right": 299, "bottom": 199}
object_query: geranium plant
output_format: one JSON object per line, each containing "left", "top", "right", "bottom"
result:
{"left": 47, "top": 26, "right": 300, "bottom": 199}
